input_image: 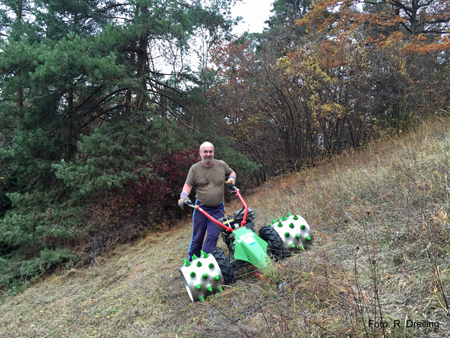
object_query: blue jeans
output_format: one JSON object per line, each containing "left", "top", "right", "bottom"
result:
{"left": 187, "top": 201, "right": 224, "bottom": 261}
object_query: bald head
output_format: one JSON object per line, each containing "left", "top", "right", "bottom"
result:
{"left": 199, "top": 141, "right": 214, "bottom": 151}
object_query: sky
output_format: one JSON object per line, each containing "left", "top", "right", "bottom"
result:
{"left": 230, "top": 0, "right": 274, "bottom": 35}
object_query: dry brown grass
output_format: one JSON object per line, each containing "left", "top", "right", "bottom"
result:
{"left": 0, "top": 116, "right": 449, "bottom": 337}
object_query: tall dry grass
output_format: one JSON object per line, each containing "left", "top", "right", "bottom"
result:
{"left": 234, "top": 115, "right": 450, "bottom": 337}
{"left": 0, "top": 116, "right": 449, "bottom": 337}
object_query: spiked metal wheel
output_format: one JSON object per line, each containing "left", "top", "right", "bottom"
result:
{"left": 179, "top": 250, "right": 225, "bottom": 302}
{"left": 269, "top": 212, "right": 313, "bottom": 251}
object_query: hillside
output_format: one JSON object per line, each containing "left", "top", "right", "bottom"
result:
{"left": 0, "top": 116, "right": 449, "bottom": 338}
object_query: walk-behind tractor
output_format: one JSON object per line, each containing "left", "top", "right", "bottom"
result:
{"left": 179, "top": 184, "right": 313, "bottom": 302}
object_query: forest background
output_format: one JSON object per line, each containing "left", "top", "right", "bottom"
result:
{"left": 0, "top": 0, "right": 449, "bottom": 296}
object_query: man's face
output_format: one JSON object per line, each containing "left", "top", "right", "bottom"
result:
{"left": 200, "top": 144, "right": 214, "bottom": 164}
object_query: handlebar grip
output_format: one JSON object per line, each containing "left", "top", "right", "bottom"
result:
{"left": 227, "top": 183, "right": 236, "bottom": 190}
{"left": 183, "top": 199, "right": 195, "bottom": 208}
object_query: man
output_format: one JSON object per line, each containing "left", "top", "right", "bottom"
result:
{"left": 178, "top": 141, "right": 236, "bottom": 261}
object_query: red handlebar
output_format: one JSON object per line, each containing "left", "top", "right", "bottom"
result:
{"left": 195, "top": 204, "right": 234, "bottom": 232}
{"left": 185, "top": 185, "right": 248, "bottom": 232}
{"left": 234, "top": 188, "right": 248, "bottom": 228}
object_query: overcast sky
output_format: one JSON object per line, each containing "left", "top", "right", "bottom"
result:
{"left": 230, "top": 0, "right": 274, "bottom": 35}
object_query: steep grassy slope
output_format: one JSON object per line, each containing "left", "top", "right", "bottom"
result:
{"left": 0, "top": 116, "right": 449, "bottom": 337}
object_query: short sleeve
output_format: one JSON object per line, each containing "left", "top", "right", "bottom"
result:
{"left": 185, "top": 165, "right": 195, "bottom": 186}
{"left": 223, "top": 161, "right": 233, "bottom": 176}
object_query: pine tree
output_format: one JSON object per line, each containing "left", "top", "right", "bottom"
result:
{"left": 0, "top": 0, "right": 255, "bottom": 295}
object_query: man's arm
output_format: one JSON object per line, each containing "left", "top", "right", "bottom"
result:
{"left": 226, "top": 171, "right": 236, "bottom": 185}
{"left": 182, "top": 184, "right": 193, "bottom": 195}
{"left": 178, "top": 183, "right": 193, "bottom": 208}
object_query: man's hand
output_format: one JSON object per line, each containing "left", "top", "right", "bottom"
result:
{"left": 178, "top": 192, "right": 189, "bottom": 208}
{"left": 226, "top": 175, "right": 235, "bottom": 185}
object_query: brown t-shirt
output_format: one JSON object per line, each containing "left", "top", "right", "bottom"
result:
{"left": 185, "top": 160, "right": 233, "bottom": 207}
